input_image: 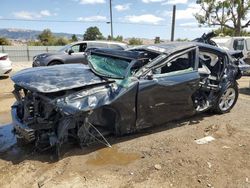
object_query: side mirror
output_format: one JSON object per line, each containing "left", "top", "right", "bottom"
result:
{"left": 146, "top": 72, "right": 154, "bottom": 80}
{"left": 68, "top": 49, "right": 74, "bottom": 55}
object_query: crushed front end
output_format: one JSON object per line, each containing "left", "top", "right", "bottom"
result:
{"left": 12, "top": 84, "right": 64, "bottom": 149}
{"left": 10, "top": 64, "right": 127, "bottom": 158}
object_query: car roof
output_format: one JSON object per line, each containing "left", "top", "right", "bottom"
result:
{"left": 70, "top": 40, "right": 128, "bottom": 46}
{"left": 130, "top": 42, "right": 227, "bottom": 55}
{"left": 91, "top": 42, "right": 228, "bottom": 60}
{"left": 91, "top": 48, "right": 147, "bottom": 60}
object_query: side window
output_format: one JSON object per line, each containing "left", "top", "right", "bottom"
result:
{"left": 79, "top": 43, "right": 87, "bottom": 52}
{"left": 71, "top": 44, "right": 81, "bottom": 53}
{"left": 153, "top": 50, "right": 195, "bottom": 75}
{"left": 109, "top": 44, "right": 124, "bottom": 50}
{"left": 233, "top": 39, "right": 244, "bottom": 50}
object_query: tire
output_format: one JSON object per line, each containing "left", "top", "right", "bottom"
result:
{"left": 48, "top": 61, "right": 63, "bottom": 66}
{"left": 213, "top": 82, "right": 238, "bottom": 114}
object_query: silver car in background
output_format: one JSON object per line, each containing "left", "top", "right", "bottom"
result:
{"left": 32, "top": 41, "right": 128, "bottom": 67}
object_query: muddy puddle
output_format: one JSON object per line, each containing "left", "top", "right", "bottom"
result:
{"left": 0, "top": 124, "right": 16, "bottom": 152}
{"left": 0, "top": 80, "right": 16, "bottom": 153}
{"left": 86, "top": 146, "right": 140, "bottom": 166}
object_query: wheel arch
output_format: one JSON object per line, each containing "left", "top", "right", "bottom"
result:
{"left": 48, "top": 59, "right": 64, "bottom": 66}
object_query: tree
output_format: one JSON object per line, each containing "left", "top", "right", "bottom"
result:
{"left": 115, "top": 35, "right": 123, "bottom": 42}
{"left": 128, "top": 38, "right": 143, "bottom": 45}
{"left": 71, "top": 34, "right": 78, "bottom": 42}
{"left": 83, "top": 26, "right": 104, "bottom": 40}
{"left": 54, "top": 37, "right": 69, "bottom": 46}
{"left": 175, "top": 38, "right": 189, "bottom": 42}
{"left": 28, "top": 40, "right": 42, "bottom": 46}
{"left": 213, "top": 27, "right": 250, "bottom": 36}
{"left": 108, "top": 35, "right": 123, "bottom": 42}
{"left": 38, "top": 29, "right": 55, "bottom": 45}
{"left": 0, "top": 37, "right": 11, "bottom": 45}
{"left": 195, "top": 0, "right": 250, "bottom": 36}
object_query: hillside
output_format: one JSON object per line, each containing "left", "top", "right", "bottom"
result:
{"left": 0, "top": 28, "right": 82, "bottom": 40}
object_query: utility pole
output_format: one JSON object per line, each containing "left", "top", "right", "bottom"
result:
{"left": 171, "top": 5, "right": 176, "bottom": 41}
{"left": 109, "top": 0, "right": 113, "bottom": 39}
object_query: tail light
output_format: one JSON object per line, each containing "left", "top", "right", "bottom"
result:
{"left": 0, "top": 55, "right": 8, "bottom": 60}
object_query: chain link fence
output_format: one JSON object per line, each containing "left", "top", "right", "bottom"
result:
{"left": 0, "top": 46, "right": 63, "bottom": 62}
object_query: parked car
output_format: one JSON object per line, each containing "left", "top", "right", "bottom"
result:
{"left": 11, "top": 42, "right": 249, "bottom": 157}
{"left": 194, "top": 32, "right": 250, "bottom": 74}
{"left": 32, "top": 41, "right": 128, "bottom": 67}
{"left": 0, "top": 53, "right": 12, "bottom": 76}
{"left": 212, "top": 36, "right": 250, "bottom": 64}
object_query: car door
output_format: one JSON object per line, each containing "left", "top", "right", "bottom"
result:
{"left": 136, "top": 48, "right": 200, "bottom": 128}
{"left": 65, "top": 43, "right": 87, "bottom": 64}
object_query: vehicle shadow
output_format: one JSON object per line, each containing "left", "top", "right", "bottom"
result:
{"left": 239, "top": 88, "right": 250, "bottom": 95}
{"left": 0, "top": 112, "right": 211, "bottom": 164}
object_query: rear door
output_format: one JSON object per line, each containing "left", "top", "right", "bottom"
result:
{"left": 136, "top": 48, "right": 200, "bottom": 128}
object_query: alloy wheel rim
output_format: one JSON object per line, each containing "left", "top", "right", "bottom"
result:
{"left": 219, "top": 88, "right": 236, "bottom": 111}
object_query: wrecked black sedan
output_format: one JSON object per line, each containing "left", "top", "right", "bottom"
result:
{"left": 11, "top": 42, "right": 246, "bottom": 156}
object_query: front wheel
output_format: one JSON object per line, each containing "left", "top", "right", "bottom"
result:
{"left": 213, "top": 83, "right": 238, "bottom": 114}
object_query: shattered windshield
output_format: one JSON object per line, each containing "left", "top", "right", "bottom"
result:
{"left": 88, "top": 54, "right": 131, "bottom": 78}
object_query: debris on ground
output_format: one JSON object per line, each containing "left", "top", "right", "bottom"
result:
{"left": 195, "top": 136, "right": 215, "bottom": 144}
{"left": 154, "top": 164, "right": 162, "bottom": 170}
{"left": 207, "top": 162, "right": 212, "bottom": 168}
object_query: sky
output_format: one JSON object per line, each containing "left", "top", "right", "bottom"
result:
{"left": 0, "top": 0, "right": 215, "bottom": 40}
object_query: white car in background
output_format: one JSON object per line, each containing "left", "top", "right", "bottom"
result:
{"left": 0, "top": 53, "right": 12, "bottom": 76}
{"left": 213, "top": 37, "right": 250, "bottom": 64}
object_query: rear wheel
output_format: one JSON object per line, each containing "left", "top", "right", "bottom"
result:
{"left": 214, "top": 83, "right": 238, "bottom": 114}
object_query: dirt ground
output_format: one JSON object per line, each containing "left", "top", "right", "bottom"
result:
{"left": 0, "top": 63, "right": 250, "bottom": 188}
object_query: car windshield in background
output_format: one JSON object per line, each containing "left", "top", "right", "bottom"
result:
{"left": 88, "top": 54, "right": 131, "bottom": 78}
{"left": 58, "top": 44, "right": 71, "bottom": 52}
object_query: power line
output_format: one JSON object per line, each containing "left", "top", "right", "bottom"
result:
{"left": 0, "top": 18, "right": 214, "bottom": 29}
{"left": 0, "top": 18, "right": 170, "bottom": 27}
{"left": 0, "top": 18, "right": 104, "bottom": 23}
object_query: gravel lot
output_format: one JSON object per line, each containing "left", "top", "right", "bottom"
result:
{"left": 0, "top": 63, "right": 249, "bottom": 188}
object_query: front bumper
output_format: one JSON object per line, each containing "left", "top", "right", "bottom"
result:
{"left": 0, "top": 59, "right": 12, "bottom": 75}
{"left": 11, "top": 105, "right": 35, "bottom": 142}
{"left": 32, "top": 60, "right": 41, "bottom": 67}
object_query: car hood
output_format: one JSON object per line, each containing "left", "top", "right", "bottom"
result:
{"left": 36, "top": 52, "right": 63, "bottom": 58}
{"left": 11, "top": 64, "right": 111, "bottom": 93}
